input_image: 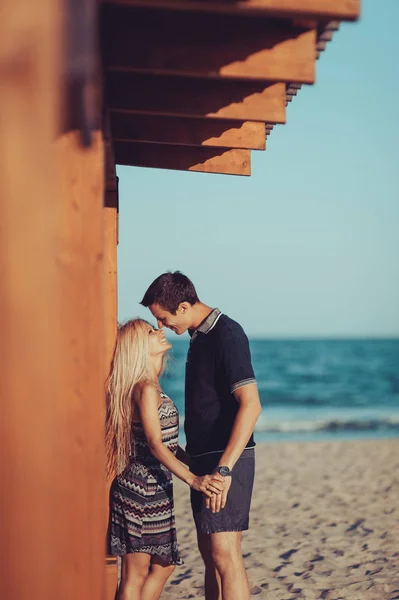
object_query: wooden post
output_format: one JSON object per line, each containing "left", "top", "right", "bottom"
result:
{"left": 0, "top": 2, "right": 64, "bottom": 599}
{"left": 0, "top": 0, "right": 107, "bottom": 597}
{"left": 103, "top": 121, "right": 119, "bottom": 599}
{"left": 54, "top": 129, "right": 106, "bottom": 600}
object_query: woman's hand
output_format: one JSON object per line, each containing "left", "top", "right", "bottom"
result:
{"left": 190, "top": 473, "right": 225, "bottom": 498}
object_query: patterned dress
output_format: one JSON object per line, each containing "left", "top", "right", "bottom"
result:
{"left": 108, "top": 391, "right": 183, "bottom": 565}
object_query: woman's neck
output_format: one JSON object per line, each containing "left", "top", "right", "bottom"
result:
{"left": 148, "top": 356, "right": 163, "bottom": 385}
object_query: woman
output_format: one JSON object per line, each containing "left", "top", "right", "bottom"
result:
{"left": 106, "top": 319, "right": 223, "bottom": 600}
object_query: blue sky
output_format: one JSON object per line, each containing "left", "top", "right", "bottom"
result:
{"left": 116, "top": 0, "right": 399, "bottom": 338}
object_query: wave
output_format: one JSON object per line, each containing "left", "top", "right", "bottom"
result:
{"left": 256, "top": 393, "right": 399, "bottom": 408}
{"left": 254, "top": 415, "right": 399, "bottom": 434}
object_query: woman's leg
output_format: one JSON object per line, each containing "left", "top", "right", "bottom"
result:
{"left": 197, "top": 533, "right": 222, "bottom": 600}
{"left": 117, "top": 552, "right": 151, "bottom": 600}
{"left": 140, "top": 556, "right": 176, "bottom": 600}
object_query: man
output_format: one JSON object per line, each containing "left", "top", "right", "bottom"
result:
{"left": 140, "top": 271, "right": 261, "bottom": 600}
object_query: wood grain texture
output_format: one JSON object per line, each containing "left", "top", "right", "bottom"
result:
{"left": 0, "top": 2, "right": 63, "bottom": 599}
{"left": 106, "top": 71, "right": 286, "bottom": 123}
{"left": 110, "top": 113, "right": 266, "bottom": 149}
{"left": 54, "top": 130, "right": 106, "bottom": 600}
{"left": 102, "top": 6, "right": 316, "bottom": 83}
{"left": 115, "top": 141, "right": 251, "bottom": 175}
{"left": 102, "top": 0, "right": 360, "bottom": 21}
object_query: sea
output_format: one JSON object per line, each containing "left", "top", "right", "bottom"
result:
{"left": 160, "top": 338, "right": 399, "bottom": 444}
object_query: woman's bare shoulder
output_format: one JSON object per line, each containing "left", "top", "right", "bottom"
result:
{"left": 134, "top": 381, "right": 159, "bottom": 404}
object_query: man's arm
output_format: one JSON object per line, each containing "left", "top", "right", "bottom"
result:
{"left": 207, "top": 383, "right": 261, "bottom": 511}
{"left": 218, "top": 382, "right": 261, "bottom": 472}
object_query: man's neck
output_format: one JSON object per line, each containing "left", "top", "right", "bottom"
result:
{"left": 190, "top": 303, "right": 214, "bottom": 330}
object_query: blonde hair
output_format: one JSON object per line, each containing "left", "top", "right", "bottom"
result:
{"left": 105, "top": 318, "right": 164, "bottom": 478}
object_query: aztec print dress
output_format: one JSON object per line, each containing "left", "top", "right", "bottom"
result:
{"left": 108, "top": 391, "right": 183, "bottom": 565}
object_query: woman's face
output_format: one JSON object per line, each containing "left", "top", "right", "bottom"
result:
{"left": 148, "top": 325, "right": 172, "bottom": 356}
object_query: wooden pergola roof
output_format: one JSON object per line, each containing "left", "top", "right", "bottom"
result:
{"left": 101, "top": 0, "right": 360, "bottom": 177}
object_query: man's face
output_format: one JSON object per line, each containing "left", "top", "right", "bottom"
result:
{"left": 149, "top": 302, "right": 192, "bottom": 335}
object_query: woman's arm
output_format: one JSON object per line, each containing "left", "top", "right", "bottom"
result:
{"left": 136, "top": 384, "right": 223, "bottom": 497}
{"left": 176, "top": 445, "right": 190, "bottom": 466}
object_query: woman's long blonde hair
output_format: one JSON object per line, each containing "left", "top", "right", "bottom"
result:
{"left": 105, "top": 318, "right": 160, "bottom": 478}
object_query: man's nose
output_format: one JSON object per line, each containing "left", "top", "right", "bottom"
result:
{"left": 157, "top": 320, "right": 164, "bottom": 329}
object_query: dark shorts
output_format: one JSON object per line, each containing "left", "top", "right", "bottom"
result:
{"left": 189, "top": 447, "right": 255, "bottom": 534}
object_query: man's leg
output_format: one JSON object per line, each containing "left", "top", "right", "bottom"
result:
{"left": 198, "top": 531, "right": 249, "bottom": 600}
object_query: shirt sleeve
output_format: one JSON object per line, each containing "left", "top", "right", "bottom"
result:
{"left": 218, "top": 325, "right": 256, "bottom": 394}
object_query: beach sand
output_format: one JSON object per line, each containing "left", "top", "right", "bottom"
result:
{"left": 161, "top": 440, "right": 399, "bottom": 599}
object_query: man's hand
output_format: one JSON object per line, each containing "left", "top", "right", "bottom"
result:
{"left": 205, "top": 476, "right": 232, "bottom": 512}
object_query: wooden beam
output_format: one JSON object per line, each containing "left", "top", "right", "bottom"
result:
{"left": 110, "top": 113, "right": 266, "bottom": 150}
{"left": 102, "top": 6, "right": 316, "bottom": 84}
{"left": 115, "top": 141, "right": 251, "bottom": 175}
{"left": 103, "top": 0, "right": 361, "bottom": 21}
{"left": 106, "top": 72, "right": 286, "bottom": 123}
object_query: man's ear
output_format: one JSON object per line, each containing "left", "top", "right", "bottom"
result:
{"left": 178, "top": 302, "right": 190, "bottom": 314}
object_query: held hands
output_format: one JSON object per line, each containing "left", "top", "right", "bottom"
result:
{"left": 190, "top": 473, "right": 224, "bottom": 498}
{"left": 205, "top": 475, "right": 232, "bottom": 513}
{"left": 190, "top": 472, "right": 232, "bottom": 513}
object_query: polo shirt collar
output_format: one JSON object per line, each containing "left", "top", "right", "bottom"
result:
{"left": 189, "top": 308, "right": 222, "bottom": 338}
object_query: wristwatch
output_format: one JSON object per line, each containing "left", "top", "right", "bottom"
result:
{"left": 213, "top": 465, "right": 232, "bottom": 477}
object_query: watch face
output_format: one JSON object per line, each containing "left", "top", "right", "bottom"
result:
{"left": 219, "top": 466, "right": 230, "bottom": 477}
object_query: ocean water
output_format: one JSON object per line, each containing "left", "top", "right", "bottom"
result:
{"left": 161, "top": 338, "right": 399, "bottom": 444}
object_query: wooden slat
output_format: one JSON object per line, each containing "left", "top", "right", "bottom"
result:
{"left": 103, "top": 185, "right": 118, "bottom": 369}
{"left": 103, "top": 175, "right": 118, "bottom": 592}
{"left": 115, "top": 141, "right": 251, "bottom": 175}
{"left": 288, "top": 82, "right": 302, "bottom": 89}
{"left": 102, "top": 6, "right": 316, "bottom": 84}
{"left": 103, "top": 0, "right": 360, "bottom": 21}
{"left": 110, "top": 113, "right": 266, "bottom": 150}
{"left": 106, "top": 72, "right": 286, "bottom": 123}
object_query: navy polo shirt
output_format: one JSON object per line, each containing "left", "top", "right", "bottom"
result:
{"left": 184, "top": 308, "right": 257, "bottom": 457}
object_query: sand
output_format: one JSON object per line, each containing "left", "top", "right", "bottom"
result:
{"left": 161, "top": 439, "right": 399, "bottom": 600}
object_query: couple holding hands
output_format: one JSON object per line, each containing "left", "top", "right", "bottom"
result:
{"left": 106, "top": 271, "right": 261, "bottom": 600}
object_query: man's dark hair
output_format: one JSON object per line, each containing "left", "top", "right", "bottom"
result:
{"left": 140, "top": 271, "right": 200, "bottom": 314}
